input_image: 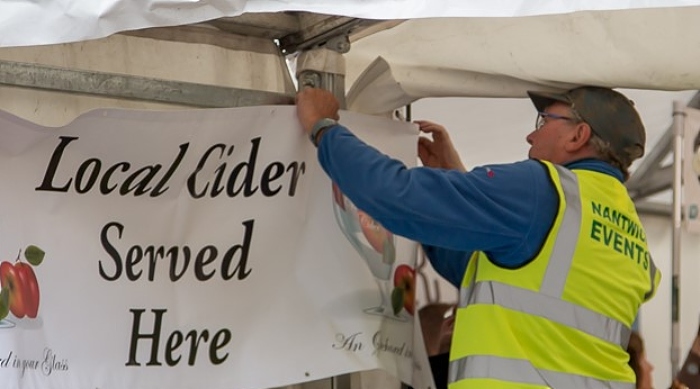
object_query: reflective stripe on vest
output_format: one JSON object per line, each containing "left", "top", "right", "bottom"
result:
{"left": 452, "top": 165, "right": 633, "bottom": 388}
{"left": 645, "top": 259, "right": 658, "bottom": 300}
{"left": 539, "top": 165, "right": 581, "bottom": 297}
{"left": 448, "top": 355, "right": 635, "bottom": 389}
{"left": 460, "top": 165, "right": 580, "bottom": 300}
{"left": 459, "top": 166, "right": 630, "bottom": 346}
{"left": 458, "top": 281, "right": 632, "bottom": 347}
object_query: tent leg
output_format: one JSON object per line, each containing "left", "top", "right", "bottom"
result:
{"left": 671, "top": 100, "right": 687, "bottom": 377}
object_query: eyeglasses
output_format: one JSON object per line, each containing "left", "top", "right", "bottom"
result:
{"left": 535, "top": 111, "right": 577, "bottom": 130}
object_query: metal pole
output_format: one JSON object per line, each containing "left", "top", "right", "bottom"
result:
{"left": 671, "top": 100, "right": 686, "bottom": 377}
{"left": 295, "top": 47, "right": 347, "bottom": 108}
{"left": 0, "top": 60, "right": 294, "bottom": 108}
{"left": 295, "top": 45, "right": 352, "bottom": 389}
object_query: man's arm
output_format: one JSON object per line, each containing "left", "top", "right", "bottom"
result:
{"left": 318, "top": 125, "right": 555, "bottom": 258}
{"left": 296, "top": 88, "right": 557, "bottom": 271}
{"left": 421, "top": 245, "right": 471, "bottom": 287}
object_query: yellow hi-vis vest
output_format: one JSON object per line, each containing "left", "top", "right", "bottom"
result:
{"left": 448, "top": 161, "right": 661, "bottom": 389}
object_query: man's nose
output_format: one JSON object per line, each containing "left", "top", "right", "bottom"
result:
{"left": 525, "top": 131, "right": 535, "bottom": 145}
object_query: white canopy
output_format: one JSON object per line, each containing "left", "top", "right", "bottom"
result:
{"left": 3, "top": 1, "right": 700, "bottom": 104}
{"left": 344, "top": 7, "right": 700, "bottom": 113}
{"left": 3, "top": 1, "right": 700, "bottom": 48}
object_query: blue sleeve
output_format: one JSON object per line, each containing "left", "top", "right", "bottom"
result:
{"left": 421, "top": 245, "right": 471, "bottom": 287}
{"left": 318, "top": 125, "right": 558, "bottom": 282}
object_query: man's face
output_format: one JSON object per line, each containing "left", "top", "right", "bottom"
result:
{"left": 526, "top": 102, "right": 579, "bottom": 163}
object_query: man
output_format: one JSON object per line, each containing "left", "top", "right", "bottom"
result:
{"left": 676, "top": 320, "right": 700, "bottom": 388}
{"left": 296, "top": 86, "right": 661, "bottom": 388}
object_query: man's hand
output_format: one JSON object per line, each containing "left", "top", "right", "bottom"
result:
{"left": 416, "top": 120, "right": 467, "bottom": 172}
{"left": 296, "top": 88, "right": 340, "bottom": 134}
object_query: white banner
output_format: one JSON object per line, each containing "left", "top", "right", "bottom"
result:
{"left": 0, "top": 106, "right": 424, "bottom": 389}
{"left": 2, "top": 1, "right": 700, "bottom": 47}
{"left": 683, "top": 106, "right": 700, "bottom": 233}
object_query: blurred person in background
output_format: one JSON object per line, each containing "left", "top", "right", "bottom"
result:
{"left": 675, "top": 321, "right": 700, "bottom": 389}
{"left": 418, "top": 303, "right": 455, "bottom": 389}
{"left": 627, "top": 331, "right": 655, "bottom": 389}
{"left": 627, "top": 330, "right": 692, "bottom": 389}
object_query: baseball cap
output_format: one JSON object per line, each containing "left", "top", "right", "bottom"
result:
{"left": 527, "top": 86, "right": 646, "bottom": 160}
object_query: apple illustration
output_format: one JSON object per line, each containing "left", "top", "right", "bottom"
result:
{"left": 16, "top": 262, "right": 40, "bottom": 318}
{"left": 357, "top": 210, "right": 392, "bottom": 254}
{"left": 1, "top": 261, "right": 28, "bottom": 318}
{"left": 0, "top": 286, "right": 8, "bottom": 320}
{"left": 392, "top": 264, "right": 416, "bottom": 315}
{"left": 0, "top": 256, "right": 41, "bottom": 319}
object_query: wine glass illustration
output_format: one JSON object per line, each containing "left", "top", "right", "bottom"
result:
{"left": 0, "top": 319, "right": 15, "bottom": 328}
{"left": 331, "top": 182, "right": 404, "bottom": 320}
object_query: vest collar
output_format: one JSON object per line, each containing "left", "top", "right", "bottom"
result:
{"left": 564, "top": 158, "right": 624, "bottom": 183}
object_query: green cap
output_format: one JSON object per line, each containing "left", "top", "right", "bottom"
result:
{"left": 527, "top": 86, "right": 646, "bottom": 160}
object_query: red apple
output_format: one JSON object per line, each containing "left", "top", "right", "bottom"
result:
{"left": 357, "top": 210, "right": 392, "bottom": 253}
{"left": 0, "top": 261, "right": 27, "bottom": 318}
{"left": 393, "top": 264, "right": 416, "bottom": 315}
{"left": 0, "top": 261, "right": 40, "bottom": 319}
{"left": 16, "top": 263, "right": 39, "bottom": 318}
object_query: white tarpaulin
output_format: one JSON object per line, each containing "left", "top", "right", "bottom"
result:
{"left": 3, "top": 1, "right": 700, "bottom": 107}
{"left": 344, "top": 7, "right": 700, "bottom": 114}
{"left": 0, "top": 105, "right": 424, "bottom": 389}
{"left": 3, "top": 1, "right": 700, "bottom": 48}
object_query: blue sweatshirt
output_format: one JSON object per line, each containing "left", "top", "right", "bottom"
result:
{"left": 317, "top": 125, "right": 625, "bottom": 287}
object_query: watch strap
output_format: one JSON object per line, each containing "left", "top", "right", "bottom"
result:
{"left": 310, "top": 118, "right": 338, "bottom": 147}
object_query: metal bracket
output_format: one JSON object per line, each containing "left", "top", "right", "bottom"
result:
{"left": 298, "top": 71, "right": 322, "bottom": 89}
{"left": 278, "top": 17, "right": 374, "bottom": 54}
{"left": 323, "top": 35, "right": 351, "bottom": 54}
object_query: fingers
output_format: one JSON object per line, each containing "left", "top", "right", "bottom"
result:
{"left": 296, "top": 88, "right": 340, "bottom": 133}
{"left": 419, "top": 137, "right": 447, "bottom": 168}
{"left": 418, "top": 137, "right": 435, "bottom": 155}
{"left": 417, "top": 124, "right": 467, "bottom": 171}
{"left": 418, "top": 136, "right": 433, "bottom": 149}
{"left": 414, "top": 120, "right": 448, "bottom": 137}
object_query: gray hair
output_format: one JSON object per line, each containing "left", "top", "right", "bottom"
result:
{"left": 568, "top": 107, "right": 633, "bottom": 180}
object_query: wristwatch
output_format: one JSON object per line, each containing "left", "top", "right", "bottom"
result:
{"left": 310, "top": 118, "right": 338, "bottom": 147}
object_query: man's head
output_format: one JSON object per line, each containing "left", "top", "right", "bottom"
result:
{"left": 525, "top": 86, "right": 646, "bottom": 179}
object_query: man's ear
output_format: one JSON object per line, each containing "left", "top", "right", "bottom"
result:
{"left": 564, "top": 122, "right": 593, "bottom": 152}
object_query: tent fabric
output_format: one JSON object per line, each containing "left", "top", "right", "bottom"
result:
{"left": 2, "top": 1, "right": 700, "bottom": 48}
{"left": 344, "top": 7, "right": 700, "bottom": 114}
{"left": 2, "top": 1, "right": 700, "bottom": 109}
